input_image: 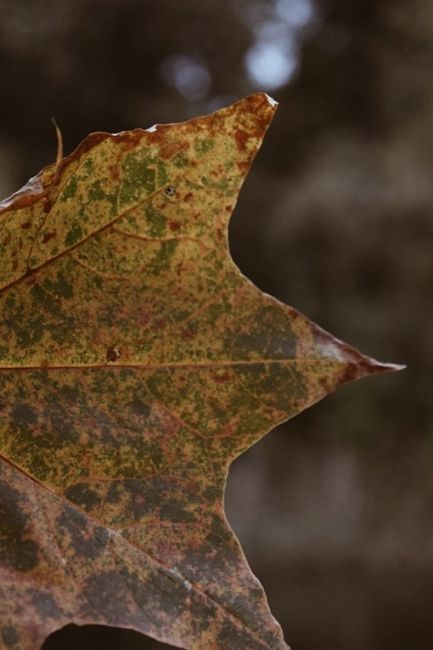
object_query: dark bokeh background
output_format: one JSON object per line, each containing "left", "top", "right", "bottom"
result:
{"left": 1, "top": 1, "right": 432, "bottom": 648}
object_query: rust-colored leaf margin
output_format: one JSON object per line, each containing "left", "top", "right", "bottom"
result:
{"left": 0, "top": 93, "right": 403, "bottom": 650}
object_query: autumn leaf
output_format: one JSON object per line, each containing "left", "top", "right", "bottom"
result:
{"left": 0, "top": 94, "right": 401, "bottom": 650}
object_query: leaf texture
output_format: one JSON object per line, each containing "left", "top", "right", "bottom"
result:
{"left": 0, "top": 94, "right": 400, "bottom": 650}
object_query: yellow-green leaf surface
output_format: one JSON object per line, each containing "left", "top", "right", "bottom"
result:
{"left": 0, "top": 94, "right": 400, "bottom": 650}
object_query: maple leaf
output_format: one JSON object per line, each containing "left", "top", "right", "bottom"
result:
{"left": 0, "top": 94, "right": 401, "bottom": 650}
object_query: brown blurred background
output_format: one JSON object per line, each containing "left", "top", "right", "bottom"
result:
{"left": 0, "top": 0, "right": 432, "bottom": 648}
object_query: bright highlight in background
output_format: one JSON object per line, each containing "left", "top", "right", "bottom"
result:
{"left": 244, "top": 0, "right": 316, "bottom": 90}
{"left": 245, "top": 42, "right": 297, "bottom": 89}
{"left": 275, "top": 0, "right": 315, "bottom": 28}
{"left": 160, "top": 54, "right": 211, "bottom": 101}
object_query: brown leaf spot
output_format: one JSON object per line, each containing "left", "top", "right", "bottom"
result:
{"left": 1, "top": 626, "right": 20, "bottom": 648}
{"left": 155, "top": 319, "right": 166, "bottom": 329}
{"left": 234, "top": 128, "right": 249, "bottom": 151}
{"left": 64, "top": 483, "right": 102, "bottom": 511}
{"left": 30, "top": 590, "right": 63, "bottom": 621}
{"left": 0, "top": 481, "right": 40, "bottom": 573}
{"left": 136, "top": 307, "right": 150, "bottom": 326}
{"left": 43, "top": 198, "right": 52, "bottom": 213}
{"left": 213, "top": 372, "right": 230, "bottom": 384}
{"left": 237, "top": 160, "right": 251, "bottom": 174}
{"left": 181, "top": 328, "right": 197, "bottom": 341}
{"left": 41, "top": 231, "right": 56, "bottom": 244}
{"left": 81, "top": 571, "right": 131, "bottom": 620}
{"left": 108, "top": 160, "right": 120, "bottom": 180}
{"left": 11, "top": 403, "right": 38, "bottom": 428}
{"left": 168, "top": 221, "right": 180, "bottom": 231}
{"left": 57, "top": 507, "right": 108, "bottom": 559}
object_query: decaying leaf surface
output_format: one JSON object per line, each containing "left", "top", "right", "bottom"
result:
{"left": 0, "top": 94, "right": 401, "bottom": 650}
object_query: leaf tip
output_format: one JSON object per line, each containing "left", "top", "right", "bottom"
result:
{"left": 236, "top": 92, "right": 279, "bottom": 127}
{"left": 311, "top": 323, "right": 405, "bottom": 383}
{"left": 341, "top": 354, "right": 406, "bottom": 384}
{"left": 264, "top": 93, "right": 279, "bottom": 109}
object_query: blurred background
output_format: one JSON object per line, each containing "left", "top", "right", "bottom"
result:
{"left": 0, "top": 0, "right": 432, "bottom": 648}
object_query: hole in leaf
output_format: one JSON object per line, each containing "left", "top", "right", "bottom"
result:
{"left": 41, "top": 624, "right": 178, "bottom": 650}
{"left": 164, "top": 185, "right": 176, "bottom": 197}
{"left": 106, "top": 346, "right": 120, "bottom": 362}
